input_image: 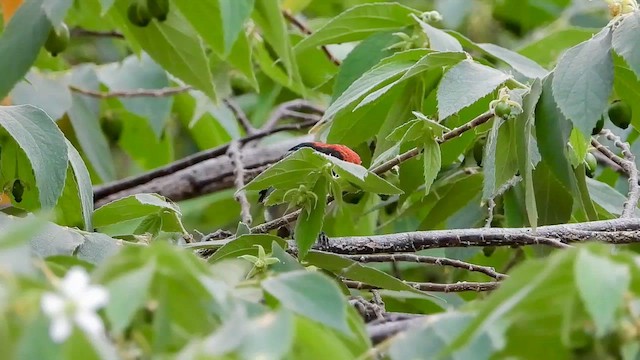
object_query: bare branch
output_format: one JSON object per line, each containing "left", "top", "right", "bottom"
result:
{"left": 71, "top": 27, "right": 124, "bottom": 39}
{"left": 70, "top": 85, "right": 192, "bottom": 99}
{"left": 592, "top": 131, "right": 640, "bottom": 217}
{"left": 344, "top": 253, "right": 508, "bottom": 280}
{"left": 283, "top": 10, "right": 341, "bottom": 66}
{"left": 485, "top": 175, "right": 522, "bottom": 228}
{"left": 261, "top": 99, "right": 324, "bottom": 131}
{"left": 228, "top": 141, "right": 252, "bottom": 225}
{"left": 93, "top": 118, "right": 319, "bottom": 203}
{"left": 223, "top": 98, "right": 257, "bottom": 135}
{"left": 343, "top": 279, "right": 499, "bottom": 292}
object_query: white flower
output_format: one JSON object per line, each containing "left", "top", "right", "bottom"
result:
{"left": 40, "top": 267, "right": 109, "bottom": 343}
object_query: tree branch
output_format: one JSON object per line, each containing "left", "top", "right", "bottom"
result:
{"left": 228, "top": 141, "right": 252, "bottom": 225}
{"left": 344, "top": 253, "right": 508, "bottom": 280}
{"left": 69, "top": 85, "right": 192, "bottom": 98}
{"left": 71, "top": 27, "right": 124, "bottom": 39}
{"left": 223, "top": 98, "right": 257, "bottom": 135}
{"left": 283, "top": 10, "right": 341, "bottom": 66}
{"left": 343, "top": 279, "right": 499, "bottom": 292}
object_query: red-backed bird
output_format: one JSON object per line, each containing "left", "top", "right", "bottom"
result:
{"left": 258, "top": 142, "right": 361, "bottom": 203}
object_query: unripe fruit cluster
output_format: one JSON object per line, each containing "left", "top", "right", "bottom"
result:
{"left": 128, "top": 0, "right": 170, "bottom": 27}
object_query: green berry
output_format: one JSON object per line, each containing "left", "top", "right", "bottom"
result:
{"left": 128, "top": 1, "right": 152, "bottom": 27}
{"left": 585, "top": 152, "right": 597, "bottom": 178}
{"left": 44, "top": 22, "right": 70, "bottom": 57}
{"left": 494, "top": 101, "right": 512, "bottom": 119}
{"left": 608, "top": 100, "right": 632, "bottom": 130}
{"left": 591, "top": 115, "right": 604, "bottom": 135}
{"left": 147, "top": 0, "right": 169, "bottom": 21}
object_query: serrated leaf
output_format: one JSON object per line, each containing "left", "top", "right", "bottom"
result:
{"left": 0, "top": 105, "right": 68, "bottom": 209}
{"left": 552, "top": 27, "right": 613, "bottom": 138}
{"left": 295, "top": 3, "right": 419, "bottom": 52}
{"left": 414, "top": 14, "right": 463, "bottom": 52}
{"left": 482, "top": 118, "right": 518, "bottom": 201}
{"left": 93, "top": 193, "right": 181, "bottom": 227}
{"left": 575, "top": 249, "right": 630, "bottom": 336}
{"left": 437, "top": 59, "right": 510, "bottom": 119}
{"left": 112, "top": 2, "right": 217, "bottom": 101}
{"left": 612, "top": 11, "right": 640, "bottom": 80}
{"left": 423, "top": 137, "right": 441, "bottom": 194}
{"left": 66, "top": 140, "right": 93, "bottom": 230}
{"left": 0, "top": 0, "right": 51, "bottom": 100}
{"left": 294, "top": 176, "right": 328, "bottom": 259}
{"left": 262, "top": 270, "right": 350, "bottom": 334}
{"left": 477, "top": 43, "right": 548, "bottom": 79}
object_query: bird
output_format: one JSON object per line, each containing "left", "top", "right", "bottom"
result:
{"left": 258, "top": 142, "right": 362, "bottom": 240}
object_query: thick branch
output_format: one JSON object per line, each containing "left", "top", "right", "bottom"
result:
{"left": 344, "top": 254, "right": 508, "bottom": 280}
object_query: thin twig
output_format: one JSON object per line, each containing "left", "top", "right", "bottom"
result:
{"left": 71, "top": 27, "right": 124, "bottom": 39}
{"left": 93, "top": 119, "right": 319, "bottom": 202}
{"left": 343, "top": 279, "right": 499, "bottom": 292}
{"left": 592, "top": 131, "right": 640, "bottom": 218}
{"left": 485, "top": 175, "right": 522, "bottom": 228}
{"left": 70, "top": 85, "right": 192, "bottom": 98}
{"left": 223, "top": 98, "right": 257, "bottom": 135}
{"left": 283, "top": 10, "right": 341, "bottom": 66}
{"left": 371, "top": 112, "right": 494, "bottom": 174}
{"left": 344, "top": 254, "right": 508, "bottom": 280}
{"left": 228, "top": 141, "right": 252, "bottom": 225}
{"left": 261, "top": 99, "right": 325, "bottom": 131}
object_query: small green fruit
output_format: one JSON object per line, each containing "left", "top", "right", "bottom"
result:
{"left": 494, "top": 101, "right": 512, "bottom": 119}
{"left": 585, "top": 152, "right": 597, "bottom": 178}
{"left": 608, "top": 100, "right": 632, "bottom": 129}
{"left": 473, "top": 137, "right": 486, "bottom": 166}
{"left": 147, "top": 0, "right": 169, "bottom": 21}
{"left": 128, "top": 1, "right": 152, "bottom": 27}
{"left": 591, "top": 115, "right": 604, "bottom": 135}
{"left": 44, "top": 22, "right": 70, "bottom": 57}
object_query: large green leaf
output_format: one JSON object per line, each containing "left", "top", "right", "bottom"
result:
{"left": 172, "top": 0, "right": 224, "bottom": 55}
{"left": 518, "top": 28, "right": 595, "bottom": 68}
{"left": 415, "top": 15, "right": 463, "bottom": 52}
{"left": 105, "top": 260, "right": 156, "bottom": 334}
{"left": 477, "top": 43, "right": 548, "bottom": 79}
{"left": 111, "top": 0, "right": 217, "bottom": 101}
{"left": 295, "top": 2, "right": 419, "bottom": 52}
{"left": 0, "top": 0, "right": 51, "bottom": 99}
{"left": 219, "top": 0, "right": 255, "bottom": 55}
{"left": 93, "top": 193, "right": 181, "bottom": 228}
{"left": 0, "top": 105, "right": 68, "bottom": 209}
{"left": 295, "top": 176, "right": 328, "bottom": 259}
{"left": 65, "top": 140, "right": 94, "bottom": 230}
{"left": 552, "top": 27, "right": 613, "bottom": 138}
{"left": 437, "top": 59, "right": 510, "bottom": 119}
{"left": 262, "top": 270, "right": 350, "bottom": 334}
{"left": 612, "top": 11, "right": 640, "bottom": 79}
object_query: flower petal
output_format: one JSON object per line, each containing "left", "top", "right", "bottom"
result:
{"left": 50, "top": 318, "right": 72, "bottom": 343}
{"left": 41, "top": 293, "right": 66, "bottom": 317}
{"left": 74, "top": 311, "right": 104, "bottom": 338}
{"left": 60, "top": 267, "right": 90, "bottom": 299}
{"left": 78, "top": 287, "right": 109, "bottom": 310}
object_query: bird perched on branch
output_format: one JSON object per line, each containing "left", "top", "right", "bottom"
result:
{"left": 258, "top": 142, "right": 361, "bottom": 203}
{"left": 259, "top": 142, "right": 362, "bottom": 239}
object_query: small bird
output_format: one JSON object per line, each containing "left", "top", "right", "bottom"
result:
{"left": 258, "top": 142, "right": 362, "bottom": 203}
{"left": 259, "top": 142, "right": 362, "bottom": 239}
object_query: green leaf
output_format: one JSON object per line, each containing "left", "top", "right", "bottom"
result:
{"left": 332, "top": 32, "right": 397, "bottom": 100}
{"left": 414, "top": 14, "right": 463, "bottom": 52}
{"left": 612, "top": 11, "right": 640, "bottom": 80}
{"left": 93, "top": 193, "right": 181, "bottom": 227}
{"left": 552, "top": 27, "right": 613, "bottom": 138}
{"left": 514, "top": 79, "right": 543, "bottom": 229}
{"left": 423, "top": 137, "right": 441, "bottom": 194}
{"left": 533, "top": 161, "right": 573, "bottom": 225}
{"left": 0, "top": 105, "right": 68, "bottom": 209}
{"left": 42, "top": 0, "right": 73, "bottom": 25}
{"left": 105, "top": 260, "right": 156, "bottom": 334}
{"left": 295, "top": 176, "right": 328, "bottom": 259}
{"left": 97, "top": 53, "right": 173, "bottom": 137}
{"left": 477, "top": 43, "right": 548, "bottom": 79}
{"left": 172, "top": 0, "right": 224, "bottom": 54}
{"left": 243, "top": 148, "right": 327, "bottom": 191}
{"left": 327, "top": 156, "right": 403, "bottom": 195}
{"left": 219, "top": 0, "right": 255, "bottom": 55}
{"left": 112, "top": 1, "right": 217, "bottom": 101}
{"left": 518, "top": 28, "right": 595, "bottom": 68}
{"left": 262, "top": 270, "right": 350, "bottom": 334}
{"left": 204, "top": 234, "right": 287, "bottom": 262}
{"left": 586, "top": 177, "right": 633, "bottom": 217}
{"left": 66, "top": 140, "right": 94, "bottom": 230}
{"left": 68, "top": 65, "right": 116, "bottom": 182}
{"left": 227, "top": 30, "right": 258, "bottom": 90}
{"left": 295, "top": 2, "right": 420, "bottom": 52}
{"left": 575, "top": 248, "right": 630, "bottom": 336}
{"left": 239, "top": 308, "right": 294, "bottom": 360}
{"left": 253, "top": 0, "right": 300, "bottom": 85}
{"left": 482, "top": 118, "right": 518, "bottom": 201}
{"left": 437, "top": 59, "right": 510, "bottom": 119}
{"left": 0, "top": 0, "right": 51, "bottom": 99}
{"left": 11, "top": 70, "right": 72, "bottom": 121}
